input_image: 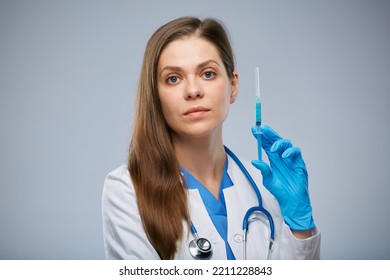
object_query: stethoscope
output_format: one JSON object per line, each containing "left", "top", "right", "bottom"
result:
{"left": 188, "top": 146, "right": 275, "bottom": 260}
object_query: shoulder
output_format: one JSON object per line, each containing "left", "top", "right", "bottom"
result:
{"left": 105, "top": 163, "right": 131, "bottom": 184}
{"left": 102, "top": 163, "right": 135, "bottom": 208}
{"left": 102, "top": 164, "right": 160, "bottom": 259}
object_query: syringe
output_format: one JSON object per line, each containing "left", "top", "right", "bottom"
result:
{"left": 255, "top": 67, "right": 262, "bottom": 161}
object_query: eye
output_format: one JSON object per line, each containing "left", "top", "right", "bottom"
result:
{"left": 202, "top": 71, "right": 216, "bottom": 79}
{"left": 166, "top": 75, "right": 181, "bottom": 85}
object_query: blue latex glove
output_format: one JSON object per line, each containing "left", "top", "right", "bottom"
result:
{"left": 251, "top": 125, "right": 315, "bottom": 230}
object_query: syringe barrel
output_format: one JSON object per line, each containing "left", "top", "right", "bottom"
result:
{"left": 256, "top": 101, "right": 262, "bottom": 124}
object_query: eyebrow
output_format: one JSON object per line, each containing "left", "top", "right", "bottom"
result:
{"left": 159, "top": 60, "right": 221, "bottom": 76}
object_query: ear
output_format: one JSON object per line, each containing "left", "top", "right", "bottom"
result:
{"left": 230, "top": 71, "right": 239, "bottom": 104}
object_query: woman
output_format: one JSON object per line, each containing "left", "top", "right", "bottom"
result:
{"left": 102, "top": 17, "right": 321, "bottom": 260}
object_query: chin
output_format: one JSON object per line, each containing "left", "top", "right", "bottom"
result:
{"left": 183, "top": 125, "right": 222, "bottom": 139}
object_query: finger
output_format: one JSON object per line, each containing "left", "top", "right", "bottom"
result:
{"left": 281, "top": 147, "right": 301, "bottom": 159}
{"left": 251, "top": 125, "right": 283, "bottom": 151}
{"left": 261, "top": 125, "right": 283, "bottom": 142}
{"left": 281, "top": 147, "right": 308, "bottom": 176}
{"left": 251, "top": 160, "right": 274, "bottom": 187}
{"left": 270, "top": 139, "right": 292, "bottom": 154}
{"left": 261, "top": 125, "right": 284, "bottom": 151}
{"left": 251, "top": 125, "right": 262, "bottom": 137}
{"left": 251, "top": 125, "right": 283, "bottom": 141}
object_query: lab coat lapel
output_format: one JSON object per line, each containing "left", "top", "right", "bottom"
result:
{"left": 224, "top": 155, "right": 259, "bottom": 259}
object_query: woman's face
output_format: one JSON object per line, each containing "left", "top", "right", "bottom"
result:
{"left": 157, "top": 36, "right": 238, "bottom": 141}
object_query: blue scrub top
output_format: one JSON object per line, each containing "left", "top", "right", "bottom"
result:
{"left": 181, "top": 159, "right": 236, "bottom": 260}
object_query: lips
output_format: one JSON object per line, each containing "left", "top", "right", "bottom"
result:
{"left": 184, "top": 106, "right": 210, "bottom": 116}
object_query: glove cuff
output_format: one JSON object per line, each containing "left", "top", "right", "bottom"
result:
{"left": 282, "top": 204, "right": 315, "bottom": 231}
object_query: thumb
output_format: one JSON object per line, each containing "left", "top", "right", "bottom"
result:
{"left": 251, "top": 160, "right": 274, "bottom": 187}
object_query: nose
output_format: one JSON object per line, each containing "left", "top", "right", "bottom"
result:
{"left": 184, "top": 76, "right": 204, "bottom": 100}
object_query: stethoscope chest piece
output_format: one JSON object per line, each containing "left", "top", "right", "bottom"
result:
{"left": 189, "top": 237, "right": 213, "bottom": 260}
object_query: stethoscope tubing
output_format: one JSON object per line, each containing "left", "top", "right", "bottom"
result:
{"left": 224, "top": 146, "right": 275, "bottom": 240}
{"left": 188, "top": 146, "right": 275, "bottom": 260}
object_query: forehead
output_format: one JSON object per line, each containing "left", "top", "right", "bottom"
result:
{"left": 158, "top": 36, "right": 222, "bottom": 67}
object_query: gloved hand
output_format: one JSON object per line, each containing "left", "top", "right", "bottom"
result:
{"left": 251, "top": 125, "right": 315, "bottom": 231}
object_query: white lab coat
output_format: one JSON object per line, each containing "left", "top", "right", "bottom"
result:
{"left": 102, "top": 154, "right": 321, "bottom": 259}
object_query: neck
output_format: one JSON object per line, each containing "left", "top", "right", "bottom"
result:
{"left": 173, "top": 133, "right": 226, "bottom": 199}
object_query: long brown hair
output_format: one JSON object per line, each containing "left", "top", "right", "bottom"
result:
{"left": 128, "top": 17, "right": 236, "bottom": 259}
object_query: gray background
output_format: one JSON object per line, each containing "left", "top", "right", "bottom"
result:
{"left": 1, "top": 0, "right": 389, "bottom": 259}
